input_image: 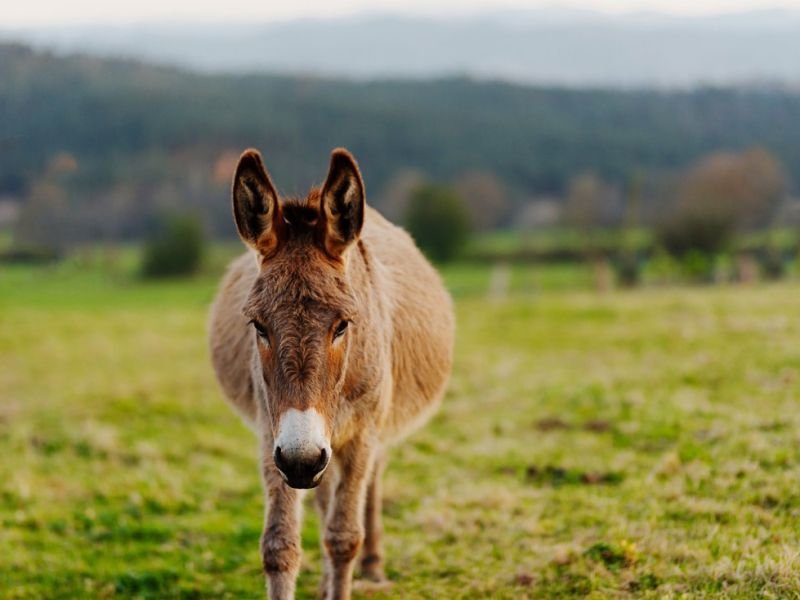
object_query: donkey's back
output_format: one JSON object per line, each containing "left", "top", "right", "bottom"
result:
{"left": 360, "top": 208, "right": 454, "bottom": 439}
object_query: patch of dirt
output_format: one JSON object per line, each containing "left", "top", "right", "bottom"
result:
{"left": 534, "top": 417, "right": 571, "bottom": 431}
{"left": 583, "top": 419, "right": 612, "bottom": 433}
{"left": 525, "top": 465, "right": 624, "bottom": 486}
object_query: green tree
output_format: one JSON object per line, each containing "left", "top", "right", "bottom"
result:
{"left": 404, "top": 184, "right": 471, "bottom": 263}
{"left": 141, "top": 214, "right": 205, "bottom": 278}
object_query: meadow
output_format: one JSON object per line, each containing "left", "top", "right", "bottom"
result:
{"left": 2, "top": 257, "right": 800, "bottom": 598}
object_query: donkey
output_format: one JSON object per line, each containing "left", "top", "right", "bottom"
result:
{"left": 208, "top": 147, "right": 454, "bottom": 599}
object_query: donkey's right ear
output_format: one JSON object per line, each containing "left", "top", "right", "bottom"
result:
{"left": 232, "top": 149, "right": 283, "bottom": 257}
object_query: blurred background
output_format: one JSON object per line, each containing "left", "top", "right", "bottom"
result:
{"left": 2, "top": 0, "right": 800, "bottom": 284}
{"left": 3, "top": 1, "right": 800, "bottom": 598}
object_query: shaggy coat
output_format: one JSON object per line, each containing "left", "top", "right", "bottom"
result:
{"left": 208, "top": 148, "right": 454, "bottom": 599}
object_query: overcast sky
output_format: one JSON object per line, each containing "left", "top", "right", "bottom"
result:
{"left": 4, "top": 0, "right": 800, "bottom": 26}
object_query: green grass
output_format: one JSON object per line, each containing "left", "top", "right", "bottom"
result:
{"left": 466, "top": 228, "right": 800, "bottom": 259}
{"left": 465, "top": 228, "right": 654, "bottom": 257}
{"left": 2, "top": 259, "right": 800, "bottom": 598}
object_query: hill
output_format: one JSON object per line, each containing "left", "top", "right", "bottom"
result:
{"left": 3, "top": 43, "right": 800, "bottom": 241}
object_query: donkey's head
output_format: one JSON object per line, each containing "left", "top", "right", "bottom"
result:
{"left": 232, "top": 148, "right": 365, "bottom": 489}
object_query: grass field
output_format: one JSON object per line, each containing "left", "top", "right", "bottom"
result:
{"left": 2, "top": 259, "right": 800, "bottom": 598}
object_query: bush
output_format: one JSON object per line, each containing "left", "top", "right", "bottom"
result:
{"left": 0, "top": 244, "right": 61, "bottom": 264}
{"left": 405, "top": 184, "right": 471, "bottom": 262}
{"left": 612, "top": 251, "right": 642, "bottom": 287}
{"left": 655, "top": 211, "right": 734, "bottom": 259}
{"left": 758, "top": 246, "right": 790, "bottom": 281}
{"left": 655, "top": 210, "right": 736, "bottom": 283}
{"left": 140, "top": 214, "right": 204, "bottom": 278}
{"left": 679, "top": 250, "right": 717, "bottom": 283}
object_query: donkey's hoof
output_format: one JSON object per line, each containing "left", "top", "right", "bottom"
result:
{"left": 359, "top": 555, "right": 387, "bottom": 582}
{"left": 359, "top": 568, "right": 387, "bottom": 583}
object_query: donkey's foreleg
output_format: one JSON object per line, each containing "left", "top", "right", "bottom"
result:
{"left": 315, "top": 473, "right": 334, "bottom": 600}
{"left": 322, "top": 438, "right": 375, "bottom": 600}
{"left": 360, "top": 451, "right": 386, "bottom": 582}
{"left": 261, "top": 463, "right": 303, "bottom": 600}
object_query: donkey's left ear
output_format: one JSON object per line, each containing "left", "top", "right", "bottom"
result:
{"left": 320, "top": 148, "right": 365, "bottom": 258}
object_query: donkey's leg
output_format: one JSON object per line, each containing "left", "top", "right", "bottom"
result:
{"left": 359, "top": 451, "right": 386, "bottom": 582}
{"left": 323, "top": 437, "right": 375, "bottom": 600}
{"left": 315, "top": 473, "right": 334, "bottom": 600}
{"left": 261, "top": 461, "right": 303, "bottom": 600}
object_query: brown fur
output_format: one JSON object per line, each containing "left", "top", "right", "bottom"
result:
{"left": 208, "top": 148, "right": 454, "bottom": 599}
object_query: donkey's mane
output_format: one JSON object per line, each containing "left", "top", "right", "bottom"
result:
{"left": 280, "top": 190, "right": 322, "bottom": 236}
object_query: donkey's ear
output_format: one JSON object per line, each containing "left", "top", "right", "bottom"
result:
{"left": 232, "top": 149, "right": 282, "bottom": 257}
{"left": 320, "top": 148, "right": 365, "bottom": 258}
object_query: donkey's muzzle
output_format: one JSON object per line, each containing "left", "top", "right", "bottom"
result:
{"left": 273, "top": 445, "right": 330, "bottom": 489}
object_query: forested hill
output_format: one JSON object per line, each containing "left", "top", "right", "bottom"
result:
{"left": 3, "top": 42, "right": 800, "bottom": 239}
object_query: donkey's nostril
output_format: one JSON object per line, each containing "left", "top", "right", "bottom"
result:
{"left": 272, "top": 444, "right": 330, "bottom": 488}
{"left": 316, "top": 447, "right": 328, "bottom": 471}
{"left": 273, "top": 446, "right": 286, "bottom": 472}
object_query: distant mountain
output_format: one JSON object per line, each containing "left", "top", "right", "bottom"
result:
{"left": 4, "top": 9, "right": 800, "bottom": 87}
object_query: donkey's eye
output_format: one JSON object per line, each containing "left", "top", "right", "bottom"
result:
{"left": 251, "top": 320, "right": 270, "bottom": 344}
{"left": 333, "top": 320, "right": 349, "bottom": 340}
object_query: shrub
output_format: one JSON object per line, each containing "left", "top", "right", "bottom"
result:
{"left": 655, "top": 211, "right": 734, "bottom": 259}
{"left": 404, "top": 184, "right": 471, "bottom": 262}
{"left": 613, "top": 251, "right": 642, "bottom": 287}
{"left": 0, "top": 245, "right": 60, "bottom": 264}
{"left": 654, "top": 208, "right": 735, "bottom": 283}
{"left": 140, "top": 214, "right": 204, "bottom": 278}
{"left": 759, "top": 246, "right": 789, "bottom": 281}
{"left": 680, "top": 250, "right": 717, "bottom": 283}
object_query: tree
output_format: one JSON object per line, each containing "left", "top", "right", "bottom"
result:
{"left": 675, "top": 147, "right": 786, "bottom": 230}
{"left": 14, "top": 181, "right": 69, "bottom": 252}
{"left": 376, "top": 170, "right": 425, "bottom": 223}
{"left": 656, "top": 147, "right": 787, "bottom": 258}
{"left": 140, "top": 214, "right": 205, "bottom": 278}
{"left": 453, "top": 171, "right": 509, "bottom": 231}
{"left": 562, "top": 173, "right": 620, "bottom": 231}
{"left": 404, "top": 184, "right": 471, "bottom": 263}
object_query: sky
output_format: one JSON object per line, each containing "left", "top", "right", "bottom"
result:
{"left": 3, "top": 0, "right": 800, "bottom": 26}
